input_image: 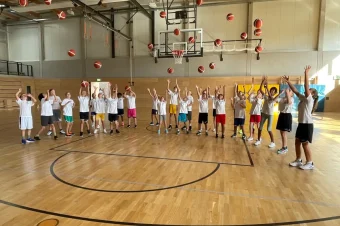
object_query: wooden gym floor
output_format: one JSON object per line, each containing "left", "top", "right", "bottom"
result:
{"left": 0, "top": 109, "right": 340, "bottom": 226}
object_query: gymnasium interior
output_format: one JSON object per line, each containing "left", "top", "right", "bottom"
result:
{"left": 0, "top": 0, "right": 340, "bottom": 225}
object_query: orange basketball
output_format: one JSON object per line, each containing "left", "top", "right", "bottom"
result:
{"left": 94, "top": 61, "right": 102, "bottom": 69}
{"left": 44, "top": 0, "right": 52, "bottom": 5}
{"left": 254, "top": 29, "right": 262, "bottom": 36}
{"left": 227, "top": 13, "right": 234, "bottom": 21}
{"left": 57, "top": 11, "right": 66, "bottom": 20}
{"left": 240, "top": 32, "right": 247, "bottom": 40}
{"left": 167, "top": 68, "right": 174, "bottom": 74}
{"left": 160, "top": 11, "right": 166, "bottom": 18}
{"left": 209, "top": 62, "right": 215, "bottom": 69}
{"left": 188, "top": 37, "right": 195, "bottom": 43}
{"left": 81, "top": 81, "right": 89, "bottom": 87}
{"left": 253, "top": 19, "right": 263, "bottom": 28}
{"left": 174, "top": 28, "right": 180, "bottom": 36}
{"left": 19, "top": 0, "right": 28, "bottom": 7}
{"left": 125, "top": 85, "right": 131, "bottom": 91}
{"left": 196, "top": 0, "right": 203, "bottom": 6}
{"left": 255, "top": 45, "right": 263, "bottom": 53}
{"left": 198, "top": 66, "right": 205, "bottom": 73}
{"left": 214, "top": 39, "right": 222, "bottom": 47}
{"left": 68, "top": 49, "right": 75, "bottom": 57}
{"left": 147, "top": 43, "right": 153, "bottom": 50}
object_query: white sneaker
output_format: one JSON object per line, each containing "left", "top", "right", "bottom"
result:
{"left": 92, "top": 123, "right": 95, "bottom": 128}
{"left": 212, "top": 129, "right": 216, "bottom": 132}
{"left": 254, "top": 139, "right": 262, "bottom": 146}
{"left": 299, "top": 162, "right": 314, "bottom": 170}
{"left": 97, "top": 125, "right": 100, "bottom": 129}
{"left": 103, "top": 129, "right": 107, "bottom": 134}
{"left": 94, "top": 129, "right": 98, "bottom": 134}
{"left": 268, "top": 142, "right": 276, "bottom": 148}
{"left": 59, "top": 130, "right": 66, "bottom": 134}
{"left": 247, "top": 137, "right": 253, "bottom": 141}
{"left": 289, "top": 159, "right": 303, "bottom": 167}
{"left": 47, "top": 130, "right": 52, "bottom": 136}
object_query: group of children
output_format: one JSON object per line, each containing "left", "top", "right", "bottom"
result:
{"left": 16, "top": 66, "right": 317, "bottom": 170}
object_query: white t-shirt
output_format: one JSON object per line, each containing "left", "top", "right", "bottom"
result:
{"left": 49, "top": 96, "right": 61, "bottom": 110}
{"left": 262, "top": 95, "right": 275, "bottom": 115}
{"left": 168, "top": 90, "right": 178, "bottom": 105}
{"left": 61, "top": 98, "right": 74, "bottom": 116}
{"left": 187, "top": 95, "right": 194, "bottom": 111}
{"left": 107, "top": 97, "right": 118, "bottom": 114}
{"left": 16, "top": 99, "right": 33, "bottom": 117}
{"left": 96, "top": 98, "right": 107, "bottom": 114}
{"left": 297, "top": 93, "right": 314, "bottom": 124}
{"left": 152, "top": 98, "right": 158, "bottom": 111}
{"left": 210, "top": 96, "right": 216, "bottom": 109}
{"left": 90, "top": 99, "right": 97, "bottom": 112}
{"left": 117, "top": 97, "right": 124, "bottom": 109}
{"left": 126, "top": 95, "right": 136, "bottom": 109}
{"left": 158, "top": 100, "right": 167, "bottom": 115}
{"left": 179, "top": 100, "right": 189, "bottom": 114}
{"left": 215, "top": 99, "right": 226, "bottom": 114}
{"left": 41, "top": 99, "right": 54, "bottom": 116}
{"left": 78, "top": 96, "right": 90, "bottom": 113}
{"left": 198, "top": 96, "right": 209, "bottom": 113}
{"left": 278, "top": 97, "right": 294, "bottom": 114}
{"left": 234, "top": 97, "right": 246, "bottom": 119}
{"left": 249, "top": 94, "right": 263, "bottom": 115}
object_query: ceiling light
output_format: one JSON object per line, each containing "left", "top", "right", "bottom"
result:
{"left": 67, "top": 8, "right": 74, "bottom": 15}
{"left": 149, "top": 1, "right": 157, "bottom": 8}
{"left": 33, "top": 18, "right": 47, "bottom": 21}
{"left": 0, "top": 4, "right": 6, "bottom": 7}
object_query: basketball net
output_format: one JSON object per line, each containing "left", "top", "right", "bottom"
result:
{"left": 172, "top": 50, "right": 184, "bottom": 64}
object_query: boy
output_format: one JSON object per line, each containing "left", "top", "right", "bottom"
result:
{"left": 94, "top": 87, "right": 107, "bottom": 134}
{"left": 107, "top": 84, "right": 120, "bottom": 134}
{"left": 48, "top": 89, "right": 65, "bottom": 135}
{"left": 167, "top": 79, "right": 179, "bottom": 129}
{"left": 177, "top": 84, "right": 190, "bottom": 135}
{"left": 231, "top": 84, "right": 247, "bottom": 140}
{"left": 196, "top": 85, "right": 209, "bottom": 136}
{"left": 255, "top": 77, "right": 281, "bottom": 147}
{"left": 209, "top": 91, "right": 218, "bottom": 133}
{"left": 282, "top": 65, "right": 316, "bottom": 170}
{"left": 90, "top": 92, "right": 97, "bottom": 128}
{"left": 147, "top": 88, "right": 159, "bottom": 126}
{"left": 215, "top": 85, "right": 226, "bottom": 138}
{"left": 78, "top": 85, "right": 91, "bottom": 137}
{"left": 34, "top": 90, "right": 58, "bottom": 140}
{"left": 186, "top": 89, "right": 194, "bottom": 131}
{"left": 16, "top": 88, "right": 37, "bottom": 144}
{"left": 61, "top": 92, "right": 75, "bottom": 137}
{"left": 124, "top": 88, "right": 137, "bottom": 128}
{"left": 157, "top": 90, "right": 168, "bottom": 134}
{"left": 117, "top": 93, "right": 125, "bottom": 126}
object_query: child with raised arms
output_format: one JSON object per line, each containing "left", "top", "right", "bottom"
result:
{"left": 214, "top": 85, "right": 226, "bottom": 138}
{"left": 124, "top": 87, "right": 137, "bottom": 128}
{"left": 231, "top": 84, "right": 247, "bottom": 140}
{"left": 167, "top": 79, "right": 179, "bottom": 129}
{"left": 78, "top": 85, "right": 91, "bottom": 137}
{"left": 147, "top": 88, "right": 159, "bottom": 126}
{"left": 61, "top": 92, "right": 75, "bottom": 137}
{"left": 107, "top": 84, "right": 120, "bottom": 134}
{"left": 156, "top": 89, "right": 168, "bottom": 134}
{"left": 177, "top": 83, "right": 190, "bottom": 135}
{"left": 196, "top": 85, "right": 210, "bottom": 136}
{"left": 117, "top": 93, "right": 125, "bottom": 126}
{"left": 186, "top": 89, "right": 194, "bottom": 131}
{"left": 94, "top": 87, "right": 107, "bottom": 134}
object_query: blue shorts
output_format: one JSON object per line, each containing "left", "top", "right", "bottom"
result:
{"left": 234, "top": 118, "right": 245, "bottom": 126}
{"left": 178, "top": 113, "right": 187, "bottom": 122}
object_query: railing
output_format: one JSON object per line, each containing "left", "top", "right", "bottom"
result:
{"left": 0, "top": 60, "right": 33, "bottom": 76}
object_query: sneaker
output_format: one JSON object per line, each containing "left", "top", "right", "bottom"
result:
{"left": 165, "top": 129, "right": 168, "bottom": 134}
{"left": 196, "top": 131, "right": 201, "bottom": 136}
{"left": 155, "top": 123, "right": 159, "bottom": 126}
{"left": 116, "top": 129, "right": 120, "bottom": 134}
{"left": 289, "top": 159, "right": 303, "bottom": 167}
{"left": 92, "top": 122, "right": 95, "bottom": 128}
{"left": 110, "top": 130, "right": 113, "bottom": 135}
{"left": 54, "top": 136, "right": 58, "bottom": 140}
{"left": 221, "top": 134, "right": 225, "bottom": 139}
{"left": 242, "top": 134, "right": 246, "bottom": 140}
{"left": 176, "top": 130, "right": 180, "bottom": 135}
{"left": 26, "top": 138, "right": 35, "bottom": 143}
{"left": 47, "top": 130, "right": 52, "bottom": 136}
{"left": 231, "top": 133, "right": 236, "bottom": 138}
{"left": 277, "top": 148, "right": 288, "bottom": 155}
{"left": 97, "top": 125, "right": 100, "bottom": 129}
{"left": 87, "top": 130, "right": 91, "bottom": 135}
{"left": 205, "top": 131, "right": 208, "bottom": 136}
{"left": 103, "top": 129, "right": 107, "bottom": 134}
{"left": 168, "top": 125, "right": 172, "bottom": 130}
{"left": 299, "top": 162, "right": 314, "bottom": 170}
{"left": 216, "top": 134, "right": 218, "bottom": 138}
{"left": 175, "top": 125, "right": 178, "bottom": 129}
{"left": 181, "top": 126, "right": 187, "bottom": 130}
{"left": 254, "top": 139, "right": 262, "bottom": 146}
{"left": 65, "top": 134, "right": 72, "bottom": 137}
{"left": 80, "top": 132, "right": 84, "bottom": 137}
{"left": 60, "top": 130, "right": 66, "bottom": 134}
{"left": 158, "top": 130, "right": 161, "bottom": 135}
{"left": 94, "top": 129, "right": 98, "bottom": 134}
{"left": 189, "top": 126, "right": 192, "bottom": 131}
{"left": 34, "top": 136, "right": 41, "bottom": 141}
{"left": 134, "top": 125, "right": 137, "bottom": 128}
{"left": 127, "top": 125, "right": 131, "bottom": 128}
{"left": 268, "top": 142, "right": 276, "bottom": 148}
{"left": 21, "top": 139, "right": 26, "bottom": 144}
{"left": 212, "top": 129, "right": 216, "bottom": 132}
{"left": 247, "top": 137, "right": 254, "bottom": 141}
{"left": 149, "top": 122, "right": 154, "bottom": 126}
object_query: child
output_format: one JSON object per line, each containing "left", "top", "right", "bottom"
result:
{"left": 90, "top": 93, "right": 97, "bottom": 128}
{"left": 16, "top": 88, "right": 37, "bottom": 144}
{"left": 107, "top": 84, "right": 120, "bottom": 134}
{"left": 209, "top": 90, "right": 218, "bottom": 133}
{"left": 94, "top": 87, "right": 107, "bottom": 134}
{"left": 78, "top": 85, "right": 91, "bottom": 137}
{"left": 48, "top": 89, "right": 65, "bottom": 135}
{"left": 231, "top": 84, "right": 247, "bottom": 140}
{"left": 282, "top": 65, "right": 316, "bottom": 170}
{"left": 117, "top": 93, "right": 125, "bottom": 126}
{"left": 247, "top": 79, "right": 264, "bottom": 141}
{"left": 186, "top": 89, "right": 194, "bottom": 131}
{"left": 61, "top": 92, "right": 75, "bottom": 137}
{"left": 147, "top": 88, "right": 159, "bottom": 126}
{"left": 196, "top": 85, "right": 209, "bottom": 136}
{"left": 167, "top": 79, "right": 179, "bottom": 129}
{"left": 177, "top": 84, "right": 190, "bottom": 135}
{"left": 34, "top": 90, "right": 58, "bottom": 140}
{"left": 124, "top": 88, "right": 137, "bottom": 128}
{"left": 214, "top": 85, "right": 226, "bottom": 138}
{"left": 276, "top": 88, "right": 294, "bottom": 154}
{"left": 255, "top": 77, "right": 281, "bottom": 147}
{"left": 157, "top": 90, "right": 168, "bottom": 134}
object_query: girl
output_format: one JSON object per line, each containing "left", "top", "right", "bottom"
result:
{"left": 167, "top": 79, "right": 179, "bottom": 129}
{"left": 186, "top": 89, "right": 194, "bottom": 131}
{"left": 124, "top": 88, "right": 137, "bottom": 128}
{"left": 48, "top": 89, "right": 65, "bottom": 135}
{"left": 231, "top": 84, "right": 247, "bottom": 140}
{"left": 61, "top": 92, "right": 75, "bottom": 137}
{"left": 215, "top": 85, "right": 226, "bottom": 138}
{"left": 117, "top": 93, "right": 125, "bottom": 126}
{"left": 276, "top": 88, "right": 294, "bottom": 154}
{"left": 90, "top": 92, "right": 97, "bottom": 128}
{"left": 107, "top": 84, "right": 120, "bottom": 134}
{"left": 78, "top": 85, "right": 91, "bottom": 137}
{"left": 156, "top": 89, "right": 168, "bottom": 134}
{"left": 177, "top": 85, "right": 190, "bottom": 135}
{"left": 247, "top": 79, "right": 264, "bottom": 141}
{"left": 147, "top": 88, "right": 159, "bottom": 126}
{"left": 196, "top": 85, "right": 209, "bottom": 136}
{"left": 94, "top": 87, "right": 107, "bottom": 134}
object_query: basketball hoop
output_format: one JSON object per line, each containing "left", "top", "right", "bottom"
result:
{"left": 172, "top": 50, "right": 184, "bottom": 64}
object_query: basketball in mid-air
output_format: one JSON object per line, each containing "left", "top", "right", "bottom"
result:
{"left": 198, "top": 66, "right": 205, "bottom": 73}
{"left": 68, "top": 49, "right": 75, "bottom": 57}
{"left": 196, "top": 0, "right": 203, "bottom": 6}
{"left": 160, "top": 11, "right": 166, "bottom": 18}
{"left": 174, "top": 29, "right": 180, "bottom": 36}
{"left": 254, "top": 29, "right": 262, "bottom": 36}
{"left": 125, "top": 86, "right": 131, "bottom": 91}
{"left": 167, "top": 68, "right": 174, "bottom": 74}
{"left": 253, "top": 19, "right": 263, "bottom": 28}
{"left": 209, "top": 63, "right": 215, "bottom": 69}
{"left": 226, "top": 13, "right": 234, "bottom": 21}
{"left": 188, "top": 37, "right": 195, "bottom": 43}
{"left": 214, "top": 39, "right": 222, "bottom": 47}
{"left": 255, "top": 45, "right": 263, "bottom": 53}
{"left": 147, "top": 43, "right": 153, "bottom": 50}
{"left": 240, "top": 32, "right": 247, "bottom": 40}
{"left": 94, "top": 61, "right": 102, "bottom": 69}
{"left": 81, "top": 81, "right": 89, "bottom": 88}
{"left": 57, "top": 11, "right": 66, "bottom": 20}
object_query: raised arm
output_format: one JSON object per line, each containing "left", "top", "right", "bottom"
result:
{"left": 304, "top": 65, "right": 311, "bottom": 97}
{"left": 167, "top": 79, "right": 171, "bottom": 92}
{"left": 234, "top": 83, "right": 238, "bottom": 97}
{"left": 147, "top": 88, "right": 153, "bottom": 98}
{"left": 286, "top": 89, "right": 292, "bottom": 104}
{"left": 79, "top": 87, "right": 82, "bottom": 97}
{"left": 113, "top": 84, "right": 118, "bottom": 99}
{"left": 259, "top": 76, "right": 266, "bottom": 95}
{"left": 185, "top": 87, "right": 188, "bottom": 97}
{"left": 247, "top": 77, "right": 254, "bottom": 95}
{"left": 175, "top": 79, "right": 179, "bottom": 90}
{"left": 215, "top": 86, "right": 219, "bottom": 97}
{"left": 282, "top": 75, "right": 300, "bottom": 96}
{"left": 195, "top": 85, "right": 200, "bottom": 98}
{"left": 130, "top": 89, "right": 136, "bottom": 98}
{"left": 27, "top": 94, "right": 37, "bottom": 104}
{"left": 87, "top": 85, "right": 90, "bottom": 97}
{"left": 178, "top": 87, "right": 182, "bottom": 101}
{"left": 207, "top": 86, "right": 211, "bottom": 97}
{"left": 223, "top": 85, "right": 226, "bottom": 99}
{"left": 46, "top": 90, "right": 50, "bottom": 100}
{"left": 153, "top": 88, "right": 158, "bottom": 100}
{"left": 230, "top": 97, "right": 234, "bottom": 110}
{"left": 273, "top": 89, "right": 285, "bottom": 102}
{"left": 16, "top": 88, "right": 22, "bottom": 101}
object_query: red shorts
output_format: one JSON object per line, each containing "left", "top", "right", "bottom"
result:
{"left": 128, "top": 108, "right": 137, "bottom": 118}
{"left": 216, "top": 114, "right": 226, "bottom": 125}
{"left": 250, "top": 115, "right": 261, "bottom": 123}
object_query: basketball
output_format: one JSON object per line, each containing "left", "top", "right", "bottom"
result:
{"left": 209, "top": 62, "right": 215, "bottom": 69}
{"left": 68, "top": 49, "right": 75, "bottom": 57}
{"left": 254, "top": 29, "right": 262, "bottom": 36}
{"left": 94, "top": 61, "right": 102, "bottom": 69}
{"left": 227, "top": 13, "right": 234, "bottom": 21}
{"left": 255, "top": 45, "right": 263, "bottom": 53}
{"left": 19, "top": 0, "right": 28, "bottom": 7}
{"left": 160, "top": 11, "right": 166, "bottom": 18}
{"left": 196, "top": 0, "right": 203, "bottom": 6}
{"left": 240, "top": 32, "right": 247, "bottom": 40}
{"left": 174, "top": 28, "right": 180, "bottom": 36}
{"left": 167, "top": 68, "right": 174, "bottom": 74}
{"left": 147, "top": 43, "right": 153, "bottom": 50}
{"left": 57, "top": 11, "right": 66, "bottom": 20}
{"left": 253, "top": 19, "right": 263, "bottom": 28}
{"left": 125, "top": 85, "right": 131, "bottom": 91}
{"left": 214, "top": 39, "right": 222, "bottom": 47}
{"left": 81, "top": 81, "right": 88, "bottom": 88}
{"left": 44, "top": 0, "right": 52, "bottom": 5}
{"left": 198, "top": 66, "right": 205, "bottom": 73}
{"left": 188, "top": 37, "right": 195, "bottom": 43}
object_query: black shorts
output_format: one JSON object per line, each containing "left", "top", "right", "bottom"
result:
{"left": 213, "top": 109, "right": 216, "bottom": 117}
{"left": 152, "top": 109, "right": 158, "bottom": 115}
{"left": 108, "top": 114, "right": 118, "bottom": 122}
{"left": 80, "top": 112, "right": 89, "bottom": 121}
{"left": 198, "top": 113, "right": 208, "bottom": 124}
{"left": 276, "top": 113, "right": 292, "bottom": 132}
{"left": 187, "top": 111, "right": 192, "bottom": 121}
{"left": 118, "top": 109, "right": 124, "bottom": 116}
{"left": 41, "top": 116, "right": 53, "bottom": 127}
{"left": 52, "top": 109, "right": 61, "bottom": 122}
{"left": 91, "top": 112, "right": 96, "bottom": 116}
{"left": 234, "top": 118, "right": 245, "bottom": 126}
{"left": 296, "top": 123, "right": 313, "bottom": 143}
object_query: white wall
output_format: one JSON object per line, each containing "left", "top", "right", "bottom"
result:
{"left": 324, "top": 0, "right": 340, "bottom": 50}
{"left": 0, "top": 25, "right": 8, "bottom": 60}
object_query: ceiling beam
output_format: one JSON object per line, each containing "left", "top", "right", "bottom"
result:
{"left": 28, "top": 11, "right": 41, "bottom": 18}
{"left": 1, "top": 11, "right": 20, "bottom": 20}
{"left": 129, "top": 0, "right": 152, "bottom": 20}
